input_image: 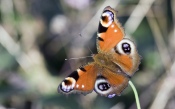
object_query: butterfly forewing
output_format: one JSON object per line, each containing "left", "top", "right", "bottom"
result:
{"left": 58, "top": 63, "right": 98, "bottom": 94}
{"left": 74, "top": 63, "right": 98, "bottom": 93}
{"left": 97, "top": 6, "right": 125, "bottom": 52}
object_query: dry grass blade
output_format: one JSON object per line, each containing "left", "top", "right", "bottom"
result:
{"left": 149, "top": 61, "right": 175, "bottom": 109}
{"left": 0, "top": 26, "right": 58, "bottom": 94}
{"left": 149, "top": 0, "right": 175, "bottom": 109}
{"left": 147, "top": 9, "right": 172, "bottom": 70}
{"left": 124, "top": 0, "right": 156, "bottom": 37}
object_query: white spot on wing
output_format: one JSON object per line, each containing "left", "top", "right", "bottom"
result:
{"left": 114, "top": 29, "right": 117, "bottom": 32}
{"left": 77, "top": 69, "right": 81, "bottom": 72}
{"left": 97, "top": 33, "right": 101, "bottom": 37}
{"left": 111, "top": 25, "right": 114, "bottom": 28}
{"left": 76, "top": 84, "right": 79, "bottom": 88}
{"left": 82, "top": 85, "right": 84, "bottom": 88}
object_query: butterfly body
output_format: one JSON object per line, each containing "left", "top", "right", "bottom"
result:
{"left": 93, "top": 52, "right": 121, "bottom": 73}
{"left": 58, "top": 6, "right": 141, "bottom": 98}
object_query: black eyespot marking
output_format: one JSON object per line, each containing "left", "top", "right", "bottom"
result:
{"left": 98, "top": 22, "right": 108, "bottom": 33}
{"left": 98, "top": 37, "right": 104, "bottom": 41}
{"left": 68, "top": 71, "right": 79, "bottom": 81}
{"left": 122, "top": 43, "right": 131, "bottom": 54}
{"left": 101, "top": 16, "right": 107, "bottom": 22}
{"left": 98, "top": 82, "right": 111, "bottom": 91}
{"left": 80, "top": 67, "right": 86, "bottom": 72}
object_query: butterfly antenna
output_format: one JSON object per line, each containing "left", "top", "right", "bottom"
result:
{"left": 79, "top": 33, "right": 94, "bottom": 55}
{"left": 87, "top": 46, "right": 93, "bottom": 55}
{"left": 65, "top": 56, "right": 93, "bottom": 61}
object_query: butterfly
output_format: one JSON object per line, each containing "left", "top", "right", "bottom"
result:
{"left": 58, "top": 6, "right": 141, "bottom": 98}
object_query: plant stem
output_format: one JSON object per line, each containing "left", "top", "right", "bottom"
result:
{"left": 129, "top": 80, "right": 141, "bottom": 109}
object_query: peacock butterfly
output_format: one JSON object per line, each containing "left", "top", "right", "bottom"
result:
{"left": 58, "top": 6, "right": 141, "bottom": 98}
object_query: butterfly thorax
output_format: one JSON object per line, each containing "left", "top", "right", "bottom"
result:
{"left": 93, "top": 52, "right": 121, "bottom": 73}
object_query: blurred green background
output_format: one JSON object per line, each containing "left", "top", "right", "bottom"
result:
{"left": 0, "top": 0, "right": 174, "bottom": 109}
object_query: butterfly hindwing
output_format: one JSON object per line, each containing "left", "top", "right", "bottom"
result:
{"left": 97, "top": 6, "right": 125, "bottom": 52}
{"left": 94, "top": 68, "right": 129, "bottom": 98}
{"left": 58, "top": 63, "right": 98, "bottom": 95}
{"left": 111, "top": 38, "right": 141, "bottom": 76}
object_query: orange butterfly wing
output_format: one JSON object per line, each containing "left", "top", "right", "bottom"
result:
{"left": 58, "top": 6, "right": 141, "bottom": 98}
{"left": 111, "top": 39, "right": 141, "bottom": 76}
{"left": 94, "top": 68, "right": 129, "bottom": 97}
{"left": 74, "top": 63, "right": 98, "bottom": 93}
{"left": 58, "top": 63, "right": 98, "bottom": 95}
{"left": 97, "top": 6, "right": 140, "bottom": 76}
{"left": 97, "top": 6, "right": 124, "bottom": 52}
